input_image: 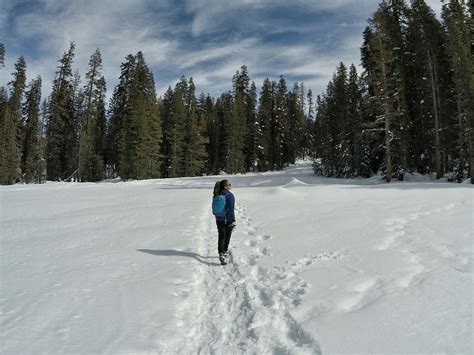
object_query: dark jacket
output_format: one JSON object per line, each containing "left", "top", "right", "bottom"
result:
{"left": 216, "top": 190, "right": 235, "bottom": 223}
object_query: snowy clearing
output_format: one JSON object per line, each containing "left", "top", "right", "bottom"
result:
{"left": 1, "top": 162, "right": 472, "bottom": 354}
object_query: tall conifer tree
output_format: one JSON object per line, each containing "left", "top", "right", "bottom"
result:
{"left": 185, "top": 78, "right": 208, "bottom": 176}
{"left": 108, "top": 54, "right": 135, "bottom": 177}
{"left": 347, "top": 65, "right": 365, "bottom": 176}
{"left": 79, "top": 48, "right": 106, "bottom": 181}
{"left": 332, "top": 63, "right": 349, "bottom": 176}
{"left": 406, "top": 0, "right": 448, "bottom": 177}
{"left": 0, "top": 56, "right": 26, "bottom": 184}
{"left": 286, "top": 83, "right": 305, "bottom": 165}
{"left": 366, "top": 7, "right": 397, "bottom": 181}
{"left": 244, "top": 81, "right": 258, "bottom": 171}
{"left": 442, "top": 0, "right": 473, "bottom": 181}
{"left": 46, "top": 43, "right": 77, "bottom": 181}
{"left": 215, "top": 92, "right": 233, "bottom": 172}
{"left": 271, "top": 76, "right": 287, "bottom": 170}
{"left": 256, "top": 78, "right": 273, "bottom": 171}
{"left": 159, "top": 86, "right": 175, "bottom": 177}
{"left": 108, "top": 52, "right": 161, "bottom": 180}
{"left": 168, "top": 78, "right": 187, "bottom": 177}
{"left": 227, "top": 67, "right": 248, "bottom": 173}
{"left": 200, "top": 94, "right": 216, "bottom": 174}
{"left": 22, "top": 77, "right": 43, "bottom": 183}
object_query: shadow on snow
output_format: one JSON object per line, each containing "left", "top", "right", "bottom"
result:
{"left": 137, "top": 249, "right": 221, "bottom": 266}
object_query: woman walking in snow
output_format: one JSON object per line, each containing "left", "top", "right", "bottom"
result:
{"left": 212, "top": 179, "right": 236, "bottom": 265}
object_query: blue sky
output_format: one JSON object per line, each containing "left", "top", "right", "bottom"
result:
{"left": 0, "top": 0, "right": 443, "bottom": 101}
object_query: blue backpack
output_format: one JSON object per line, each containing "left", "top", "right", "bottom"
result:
{"left": 212, "top": 195, "right": 227, "bottom": 218}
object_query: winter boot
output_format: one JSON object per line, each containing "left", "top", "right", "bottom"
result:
{"left": 219, "top": 253, "right": 227, "bottom": 266}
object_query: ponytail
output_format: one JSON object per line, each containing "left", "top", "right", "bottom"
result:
{"left": 213, "top": 181, "right": 221, "bottom": 197}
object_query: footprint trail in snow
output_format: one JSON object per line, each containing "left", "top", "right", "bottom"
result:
{"left": 166, "top": 204, "right": 322, "bottom": 355}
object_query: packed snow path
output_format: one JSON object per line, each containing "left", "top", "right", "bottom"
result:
{"left": 162, "top": 204, "right": 321, "bottom": 354}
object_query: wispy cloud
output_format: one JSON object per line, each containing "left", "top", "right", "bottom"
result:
{"left": 0, "top": 0, "right": 446, "bottom": 102}
{"left": 177, "top": 38, "right": 260, "bottom": 70}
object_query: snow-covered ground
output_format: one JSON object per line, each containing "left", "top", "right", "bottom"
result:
{"left": 1, "top": 162, "right": 472, "bottom": 354}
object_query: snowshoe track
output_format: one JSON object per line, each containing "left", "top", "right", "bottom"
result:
{"left": 168, "top": 204, "right": 321, "bottom": 354}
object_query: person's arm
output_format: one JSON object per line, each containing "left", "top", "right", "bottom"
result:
{"left": 227, "top": 193, "right": 235, "bottom": 223}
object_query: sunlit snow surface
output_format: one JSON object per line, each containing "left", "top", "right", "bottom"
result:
{"left": 1, "top": 162, "right": 472, "bottom": 354}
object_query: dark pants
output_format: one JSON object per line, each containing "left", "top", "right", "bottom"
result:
{"left": 216, "top": 221, "right": 234, "bottom": 255}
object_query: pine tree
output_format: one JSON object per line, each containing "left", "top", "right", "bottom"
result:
{"left": 313, "top": 63, "right": 365, "bottom": 177}
{"left": 442, "top": 0, "right": 473, "bottom": 181}
{"left": 95, "top": 76, "right": 107, "bottom": 173}
{"left": 300, "top": 89, "right": 315, "bottom": 160}
{"left": 141, "top": 63, "right": 162, "bottom": 179}
{"left": 406, "top": 0, "right": 448, "bottom": 177}
{"left": 336, "top": 64, "right": 349, "bottom": 176}
{"left": 215, "top": 92, "right": 233, "bottom": 173}
{"left": 0, "top": 89, "right": 8, "bottom": 143}
{"left": 159, "top": 86, "right": 175, "bottom": 177}
{"left": 46, "top": 42, "right": 77, "bottom": 181}
{"left": 184, "top": 77, "right": 194, "bottom": 176}
{"left": 347, "top": 64, "right": 365, "bottom": 176}
{"left": 21, "top": 77, "right": 43, "bottom": 183}
{"left": 244, "top": 81, "right": 258, "bottom": 172}
{"left": 256, "top": 78, "right": 273, "bottom": 171}
{"left": 366, "top": 7, "right": 398, "bottom": 181}
{"left": 122, "top": 55, "right": 146, "bottom": 179}
{"left": 314, "top": 91, "right": 333, "bottom": 176}
{"left": 189, "top": 91, "right": 210, "bottom": 176}
{"left": 0, "top": 56, "right": 26, "bottom": 184}
{"left": 38, "top": 99, "right": 47, "bottom": 183}
{"left": 375, "top": 1, "right": 411, "bottom": 180}
{"left": 70, "top": 71, "right": 84, "bottom": 181}
{"left": 79, "top": 48, "right": 106, "bottom": 181}
{"left": 200, "top": 94, "right": 216, "bottom": 175}
{"left": 129, "top": 52, "right": 161, "bottom": 179}
{"left": 108, "top": 52, "right": 162, "bottom": 180}
{"left": 107, "top": 54, "right": 135, "bottom": 177}
{"left": 168, "top": 78, "right": 187, "bottom": 177}
{"left": 390, "top": 0, "right": 410, "bottom": 176}
{"left": 184, "top": 78, "right": 208, "bottom": 176}
{"left": 226, "top": 67, "right": 249, "bottom": 173}
{"left": 286, "top": 82, "right": 305, "bottom": 165}
{"left": 297, "top": 82, "right": 307, "bottom": 159}
{"left": 332, "top": 63, "right": 349, "bottom": 176}
{"left": 271, "top": 76, "right": 287, "bottom": 170}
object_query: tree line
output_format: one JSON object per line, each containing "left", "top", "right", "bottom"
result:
{"left": 0, "top": 45, "right": 309, "bottom": 184}
{"left": 0, "top": 0, "right": 472, "bottom": 185}
{"left": 313, "top": 0, "right": 473, "bottom": 182}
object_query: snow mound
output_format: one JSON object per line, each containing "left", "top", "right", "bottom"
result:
{"left": 282, "top": 177, "right": 308, "bottom": 188}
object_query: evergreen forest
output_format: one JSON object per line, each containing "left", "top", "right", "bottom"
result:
{"left": 0, "top": 0, "right": 472, "bottom": 185}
